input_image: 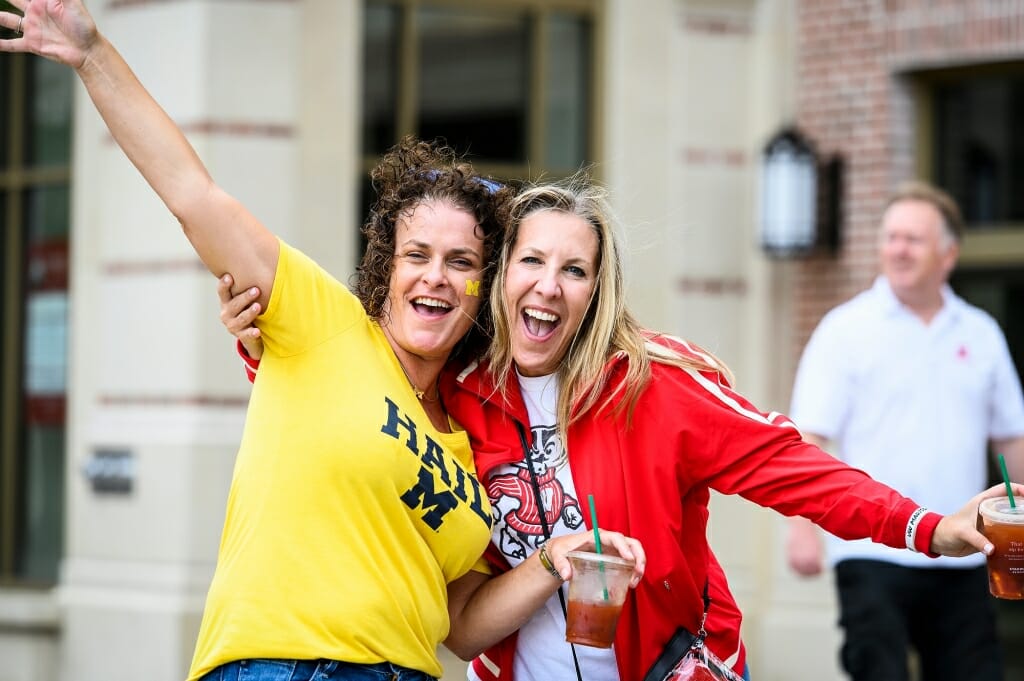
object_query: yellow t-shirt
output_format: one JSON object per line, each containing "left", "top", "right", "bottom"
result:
{"left": 188, "top": 242, "right": 492, "bottom": 680}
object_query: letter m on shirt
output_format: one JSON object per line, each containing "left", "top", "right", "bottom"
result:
{"left": 401, "top": 467, "right": 458, "bottom": 530}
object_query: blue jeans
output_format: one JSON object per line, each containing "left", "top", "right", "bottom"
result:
{"left": 199, "top": 659, "right": 436, "bottom": 681}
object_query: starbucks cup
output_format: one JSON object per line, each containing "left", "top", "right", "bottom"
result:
{"left": 979, "top": 496, "right": 1024, "bottom": 600}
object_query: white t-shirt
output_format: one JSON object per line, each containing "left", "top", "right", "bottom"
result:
{"left": 483, "top": 371, "right": 619, "bottom": 681}
{"left": 790, "top": 276, "right": 1024, "bottom": 568}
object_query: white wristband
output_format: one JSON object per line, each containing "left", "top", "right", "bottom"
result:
{"left": 905, "top": 506, "right": 929, "bottom": 552}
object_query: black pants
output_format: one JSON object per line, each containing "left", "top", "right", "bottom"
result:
{"left": 834, "top": 560, "right": 1003, "bottom": 681}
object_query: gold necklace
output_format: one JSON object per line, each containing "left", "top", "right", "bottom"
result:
{"left": 397, "top": 358, "right": 439, "bottom": 402}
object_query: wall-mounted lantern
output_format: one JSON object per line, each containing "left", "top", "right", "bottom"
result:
{"left": 758, "top": 127, "right": 842, "bottom": 258}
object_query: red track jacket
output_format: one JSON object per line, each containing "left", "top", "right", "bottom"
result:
{"left": 441, "top": 336, "right": 941, "bottom": 681}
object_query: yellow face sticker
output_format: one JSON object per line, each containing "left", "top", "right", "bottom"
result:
{"left": 465, "top": 280, "right": 481, "bottom": 297}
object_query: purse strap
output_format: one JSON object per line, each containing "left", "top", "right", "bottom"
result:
{"left": 516, "top": 421, "right": 585, "bottom": 681}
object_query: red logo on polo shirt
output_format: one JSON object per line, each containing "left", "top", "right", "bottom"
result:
{"left": 956, "top": 344, "right": 969, "bottom": 360}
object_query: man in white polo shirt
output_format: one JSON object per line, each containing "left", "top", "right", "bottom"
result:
{"left": 786, "top": 181, "right": 1024, "bottom": 681}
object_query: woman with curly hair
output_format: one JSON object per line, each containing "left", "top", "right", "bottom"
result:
{"left": 0, "top": 2, "right": 645, "bottom": 681}
{"left": 189, "top": 136, "right": 517, "bottom": 681}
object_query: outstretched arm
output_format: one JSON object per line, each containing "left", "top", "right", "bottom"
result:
{"left": 1, "top": 0, "right": 278, "bottom": 308}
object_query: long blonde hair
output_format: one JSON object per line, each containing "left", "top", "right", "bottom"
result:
{"left": 487, "top": 176, "right": 731, "bottom": 435}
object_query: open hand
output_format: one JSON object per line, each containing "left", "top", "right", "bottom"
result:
{"left": 0, "top": 0, "right": 100, "bottom": 68}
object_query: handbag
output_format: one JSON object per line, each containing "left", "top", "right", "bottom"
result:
{"left": 642, "top": 585, "right": 743, "bottom": 681}
{"left": 660, "top": 634, "right": 744, "bottom": 681}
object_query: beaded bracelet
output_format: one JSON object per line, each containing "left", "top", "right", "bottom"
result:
{"left": 538, "top": 543, "right": 563, "bottom": 581}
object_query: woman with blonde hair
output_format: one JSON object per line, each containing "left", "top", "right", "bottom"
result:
{"left": 441, "top": 178, "right": 1017, "bottom": 681}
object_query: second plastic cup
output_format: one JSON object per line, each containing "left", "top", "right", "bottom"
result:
{"left": 979, "top": 496, "right": 1024, "bottom": 600}
{"left": 565, "top": 550, "right": 635, "bottom": 647}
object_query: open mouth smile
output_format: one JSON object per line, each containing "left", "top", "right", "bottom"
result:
{"left": 412, "top": 296, "right": 453, "bottom": 318}
{"left": 523, "top": 307, "right": 560, "bottom": 339}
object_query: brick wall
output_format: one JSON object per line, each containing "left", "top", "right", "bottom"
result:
{"left": 792, "top": 0, "right": 1024, "bottom": 353}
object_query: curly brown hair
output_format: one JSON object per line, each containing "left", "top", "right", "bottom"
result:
{"left": 355, "top": 136, "right": 512, "bottom": 363}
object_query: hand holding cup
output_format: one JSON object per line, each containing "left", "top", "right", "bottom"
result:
{"left": 979, "top": 496, "right": 1024, "bottom": 599}
{"left": 540, "top": 527, "right": 645, "bottom": 649}
{"left": 564, "top": 550, "right": 636, "bottom": 647}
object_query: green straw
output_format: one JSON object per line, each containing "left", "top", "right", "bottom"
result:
{"left": 998, "top": 453, "right": 1016, "bottom": 509}
{"left": 587, "top": 494, "right": 609, "bottom": 600}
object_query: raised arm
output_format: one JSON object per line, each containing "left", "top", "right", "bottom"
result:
{"left": 2, "top": 0, "right": 278, "bottom": 308}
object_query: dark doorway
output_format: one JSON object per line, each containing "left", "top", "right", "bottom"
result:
{"left": 950, "top": 265, "right": 1024, "bottom": 677}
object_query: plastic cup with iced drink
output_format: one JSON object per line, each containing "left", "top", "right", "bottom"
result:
{"left": 565, "top": 550, "right": 635, "bottom": 647}
{"left": 979, "top": 496, "right": 1024, "bottom": 600}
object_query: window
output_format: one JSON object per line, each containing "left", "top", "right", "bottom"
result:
{"left": 361, "top": 0, "right": 599, "bottom": 229}
{"left": 0, "top": 6, "right": 73, "bottom": 585}
{"left": 917, "top": 63, "right": 1024, "bottom": 265}
{"left": 932, "top": 67, "right": 1024, "bottom": 227}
